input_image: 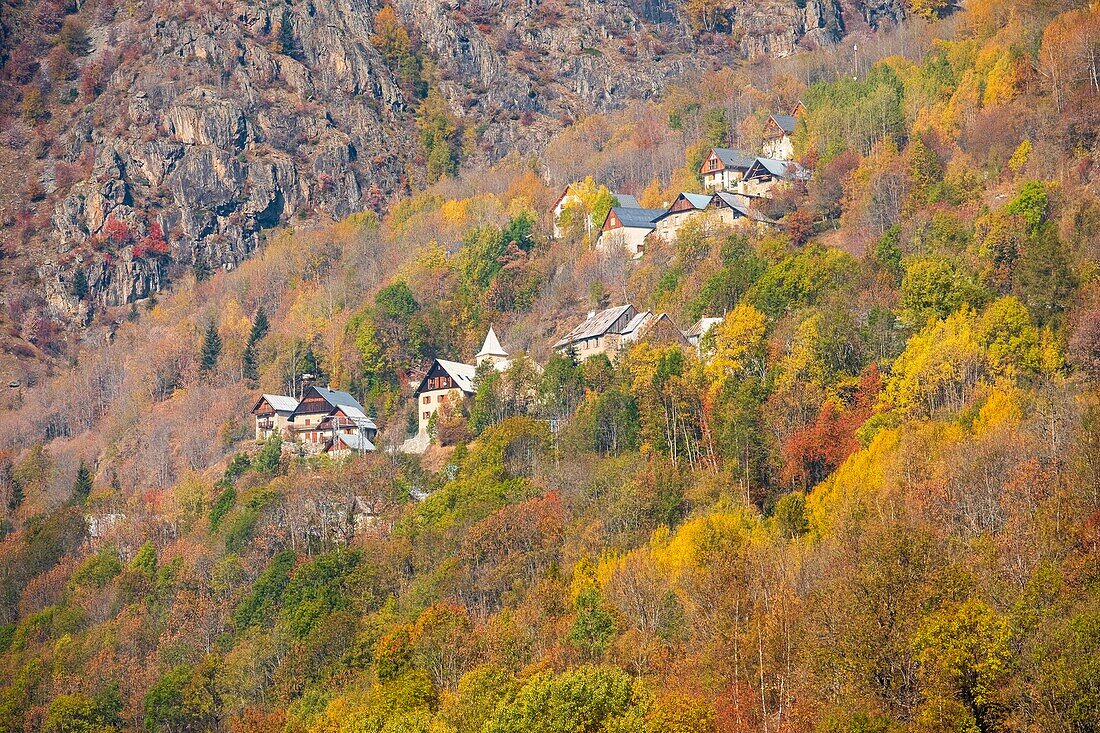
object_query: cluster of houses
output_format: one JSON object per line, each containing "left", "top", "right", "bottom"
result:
{"left": 250, "top": 309, "right": 725, "bottom": 455}
{"left": 568, "top": 102, "right": 808, "bottom": 258}
{"left": 251, "top": 385, "right": 379, "bottom": 456}
{"left": 249, "top": 103, "right": 810, "bottom": 455}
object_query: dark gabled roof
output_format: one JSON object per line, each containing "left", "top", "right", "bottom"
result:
{"left": 290, "top": 386, "right": 370, "bottom": 422}
{"left": 651, "top": 192, "right": 712, "bottom": 223}
{"left": 605, "top": 206, "right": 665, "bottom": 230}
{"left": 413, "top": 359, "right": 477, "bottom": 396}
{"left": 769, "top": 114, "right": 797, "bottom": 134}
{"left": 679, "top": 192, "right": 713, "bottom": 209}
{"left": 314, "top": 386, "right": 367, "bottom": 414}
{"left": 553, "top": 305, "right": 634, "bottom": 349}
{"left": 709, "top": 147, "right": 756, "bottom": 170}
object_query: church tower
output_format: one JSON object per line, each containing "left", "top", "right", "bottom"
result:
{"left": 476, "top": 326, "right": 510, "bottom": 371}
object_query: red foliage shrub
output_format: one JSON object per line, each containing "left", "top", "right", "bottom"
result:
{"left": 80, "top": 63, "right": 105, "bottom": 100}
{"left": 133, "top": 222, "right": 170, "bottom": 258}
{"left": 104, "top": 215, "right": 133, "bottom": 245}
{"left": 780, "top": 366, "right": 882, "bottom": 490}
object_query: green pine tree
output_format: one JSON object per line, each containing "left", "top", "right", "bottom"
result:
{"left": 199, "top": 322, "right": 222, "bottom": 374}
{"left": 127, "top": 301, "right": 139, "bottom": 322}
{"left": 193, "top": 251, "right": 213, "bottom": 282}
{"left": 296, "top": 343, "right": 323, "bottom": 382}
{"left": 278, "top": 9, "right": 299, "bottom": 57}
{"left": 73, "top": 461, "right": 93, "bottom": 501}
{"left": 8, "top": 480, "right": 23, "bottom": 512}
{"left": 72, "top": 268, "right": 89, "bottom": 300}
{"left": 242, "top": 343, "right": 259, "bottom": 382}
{"left": 248, "top": 308, "right": 270, "bottom": 345}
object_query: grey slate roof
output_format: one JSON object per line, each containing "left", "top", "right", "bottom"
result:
{"left": 710, "top": 147, "right": 756, "bottom": 170}
{"left": 652, "top": 192, "right": 713, "bottom": 223}
{"left": 553, "top": 305, "right": 634, "bottom": 349}
{"left": 606, "top": 206, "right": 665, "bottom": 230}
{"left": 745, "top": 157, "right": 810, "bottom": 181}
{"left": 710, "top": 191, "right": 776, "bottom": 223}
{"left": 332, "top": 432, "right": 377, "bottom": 452}
{"left": 681, "top": 192, "right": 713, "bottom": 209}
{"left": 612, "top": 193, "right": 640, "bottom": 208}
{"left": 295, "top": 387, "right": 377, "bottom": 430}
{"left": 770, "top": 114, "right": 797, "bottom": 134}
{"left": 314, "top": 387, "right": 366, "bottom": 413}
{"left": 259, "top": 394, "right": 298, "bottom": 414}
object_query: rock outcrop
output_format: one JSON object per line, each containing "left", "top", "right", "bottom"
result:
{"left": 2, "top": 0, "right": 908, "bottom": 334}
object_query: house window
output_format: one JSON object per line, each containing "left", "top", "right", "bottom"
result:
{"left": 423, "top": 412, "right": 430, "bottom": 420}
{"left": 423, "top": 396, "right": 430, "bottom": 404}
{"left": 305, "top": 419, "right": 310, "bottom": 425}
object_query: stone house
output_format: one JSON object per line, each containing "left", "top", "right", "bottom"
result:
{"left": 649, "top": 192, "right": 713, "bottom": 243}
{"left": 762, "top": 114, "right": 797, "bottom": 160}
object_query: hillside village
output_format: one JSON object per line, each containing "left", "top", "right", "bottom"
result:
{"left": 3, "top": 1, "right": 1099, "bottom": 729}
{"left": 249, "top": 103, "right": 809, "bottom": 457}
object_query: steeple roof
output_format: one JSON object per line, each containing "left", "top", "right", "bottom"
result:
{"left": 476, "top": 326, "right": 508, "bottom": 359}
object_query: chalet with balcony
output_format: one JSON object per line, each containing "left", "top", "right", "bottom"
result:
{"left": 700, "top": 147, "right": 756, "bottom": 192}
{"left": 413, "top": 359, "right": 477, "bottom": 437}
{"left": 251, "top": 394, "right": 299, "bottom": 442}
{"left": 287, "top": 386, "right": 377, "bottom": 454}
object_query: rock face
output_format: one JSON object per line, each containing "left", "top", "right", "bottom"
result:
{"left": 4, "top": 0, "right": 906, "bottom": 331}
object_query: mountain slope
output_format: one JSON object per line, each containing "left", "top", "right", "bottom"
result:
{"left": 0, "top": 0, "right": 907, "bottom": 367}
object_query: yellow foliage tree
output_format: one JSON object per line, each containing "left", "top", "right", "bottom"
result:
{"left": 703, "top": 304, "right": 767, "bottom": 398}
{"left": 879, "top": 309, "right": 984, "bottom": 418}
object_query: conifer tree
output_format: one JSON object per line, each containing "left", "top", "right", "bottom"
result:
{"left": 4, "top": 461, "right": 23, "bottom": 512}
{"left": 199, "top": 322, "right": 222, "bottom": 374}
{"left": 278, "top": 9, "right": 299, "bottom": 58}
{"left": 72, "top": 268, "right": 88, "bottom": 300}
{"left": 193, "top": 251, "right": 213, "bottom": 282}
{"left": 242, "top": 343, "right": 259, "bottom": 382}
{"left": 248, "top": 308, "right": 270, "bottom": 345}
{"left": 73, "top": 461, "right": 93, "bottom": 501}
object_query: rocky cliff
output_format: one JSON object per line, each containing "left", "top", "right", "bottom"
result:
{"left": 0, "top": 0, "right": 906, "bottom": 360}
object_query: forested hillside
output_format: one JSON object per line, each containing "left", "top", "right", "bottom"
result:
{"left": 0, "top": 0, "right": 906, "bottom": 384}
{"left": 1, "top": 1, "right": 1099, "bottom": 732}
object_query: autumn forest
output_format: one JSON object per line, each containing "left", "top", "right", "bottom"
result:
{"left": 1, "top": 1, "right": 1100, "bottom": 732}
